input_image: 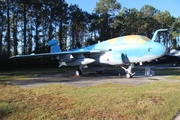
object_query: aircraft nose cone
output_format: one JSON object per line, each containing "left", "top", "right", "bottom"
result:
{"left": 158, "top": 43, "right": 166, "bottom": 57}
{"left": 151, "top": 42, "right": 166, "bottom": 58}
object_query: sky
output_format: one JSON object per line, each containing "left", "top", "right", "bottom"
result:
{"left": 65, "top": 0, "right": 180, "bottom": 18}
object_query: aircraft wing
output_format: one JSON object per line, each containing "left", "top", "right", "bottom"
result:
{"left": 164, "top": 54, "right": 180, "bottom": 60}
{"left": 10, "top": 49, "right": 110, "bottom": 60}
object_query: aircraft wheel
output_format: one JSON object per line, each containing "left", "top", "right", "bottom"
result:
{"left": 126, "top": 73, "right": 131, "bottom": 78}
{"left": 96, "top": 71, "right": 102, "bottom": 74}
{"left": 172, "top": 63, "right": 177, "bottom": 67}
{"left": 76, "top": 69, "right": 82, "bottom": 76}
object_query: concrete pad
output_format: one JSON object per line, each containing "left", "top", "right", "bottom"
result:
{"left": 9, "top": 70, "right": 169, "bottom": 88}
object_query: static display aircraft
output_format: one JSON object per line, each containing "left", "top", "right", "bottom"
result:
{"left": 165, "top": 49, "right": 180, "bottom": 67}
{"left": 10, "top": 29, "right": 167, "bottom": 78}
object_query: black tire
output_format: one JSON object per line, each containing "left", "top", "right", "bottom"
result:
{"left": 126, "top": 73, "right": 131, "bottom": 78}
{"left": 96, "top": 71, "right": 102, "bottom": 74}
{"left": 172, "top": 62, "right": 177, "bottom": 67}
{"left": 76, "top": 69, "right": 82, "bottom": 76}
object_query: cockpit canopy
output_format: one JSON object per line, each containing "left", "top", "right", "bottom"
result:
{"left": 108, "top": 35, "right": 150, "bottom": 45}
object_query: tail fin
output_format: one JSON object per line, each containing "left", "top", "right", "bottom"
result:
{"left": 48, "top": 39, "right": 61, "bottom": 53}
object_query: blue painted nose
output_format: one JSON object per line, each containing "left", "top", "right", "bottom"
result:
{"left": 150, "top": 42, "right": 166, "bottom": 58}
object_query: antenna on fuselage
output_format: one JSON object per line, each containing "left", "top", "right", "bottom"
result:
{"left": 151, "top": 29, "right": 168, "bottom": 42}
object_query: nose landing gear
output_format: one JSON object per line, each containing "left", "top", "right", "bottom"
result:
{"left": 121, "top": 64, "right": 135, "bottom": 78}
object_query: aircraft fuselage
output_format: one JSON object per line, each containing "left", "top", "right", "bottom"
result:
{"left": 72, "top": 35, "right": 166, "bottom": 66}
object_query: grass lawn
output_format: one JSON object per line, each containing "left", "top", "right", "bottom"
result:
{"left": 1, "top": 67, "right": 180, "bottom": 120}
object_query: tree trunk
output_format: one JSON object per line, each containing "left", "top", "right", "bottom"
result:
{"left": 7, "top": 0, "right": 11, "bottom": 57}
{"left": 23, "top": 2, "right": 27, "bottom": 54}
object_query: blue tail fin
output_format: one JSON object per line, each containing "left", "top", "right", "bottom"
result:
{"left": 48, "top": 39, "right": 61, "bottom": 53}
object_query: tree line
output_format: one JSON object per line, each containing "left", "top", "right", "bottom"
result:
{"left": 0, "top": 0, "right": 180, "bottom": 70}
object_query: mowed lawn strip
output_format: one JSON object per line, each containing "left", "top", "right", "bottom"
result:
{"left": 1, "top": 81, "right": 180, "bottom": 119}
{"left": 1, "top": 68, "right": 180, "bottom": 119}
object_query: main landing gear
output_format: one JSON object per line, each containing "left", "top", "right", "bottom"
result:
{"left": 172, "top": 61, "right": 179, "bottom": 67}
{"left": 75, "top": 65, "right": 104, "bottom": 76}
{"left": 75, "top": 64, "right": 135, "bottom": 78}
{"left": 121, "top": 64, "right": 135, "bottom": 78}
{"left": 76, "top": 68, "right": 82, "bottom": 76}
{"left": 75, "top": 65, "right": 89, "bottom": 76}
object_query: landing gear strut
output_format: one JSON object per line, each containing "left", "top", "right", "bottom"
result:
{"left": 75, "top": 66, "right": 83, "bottom": 76}
{"left": 121, "top": 64, "right": 135, "bottom": 78}
{"left": 76, "top": 69, "right": 82, "bottom": 76}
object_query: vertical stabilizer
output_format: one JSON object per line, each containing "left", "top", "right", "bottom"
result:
{"left": 48, "top": 39, "right": 61, "bottom": 53}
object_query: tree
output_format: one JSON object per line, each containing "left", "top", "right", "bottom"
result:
{"left": 154, "top": 11, "right": 176, "bottom": 48}
{"left": 7, "top": 0, "right": 11, "bottom": 57}
{"left": 171, "top": 17, "right": 180, "bottom": 49}
{"left": 32, "top": 1, "right": 43, "bottom": 53}
{"left": 56, "top": 0, "right": 69, "bottom": 51}
{"left": 93, "top": 0, "right": 121, "bottom": 41}
{"left": 11, "top": 1, "right": 19, "bottom": 55}
{"left": 0, "top": 0, "right": 5, "bottom": 68}
{"left": 68, "top": 5, "right": 89, "bottom": 49}
{"left": 118, "top": 7, "right": 142, "bottom": 35}
{"left": 140, "top": 5, "right": 159, "bottom": 38}
{"left": 0, "top": 0, "right": 5, "bottom": 56}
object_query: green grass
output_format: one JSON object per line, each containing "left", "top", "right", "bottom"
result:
{"left": 1, "top": 82, "right": 180, "bottom": 119}
{"left": 1, "top": 68, "right": 180, "bottom": 119}
{"left": 153, "top": 69, "right": 180, "bottom": 80}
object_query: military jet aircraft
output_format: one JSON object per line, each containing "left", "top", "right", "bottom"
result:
{"left": 164, "top": 49, "right": 180, "bottom": 67}
{"left": 10, "top": 29, "right": 167, "bottom": 78}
